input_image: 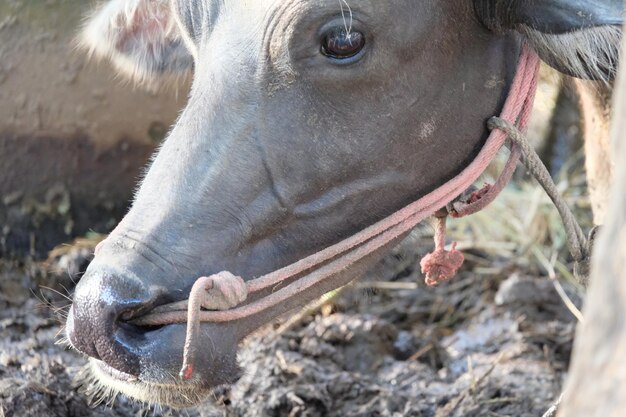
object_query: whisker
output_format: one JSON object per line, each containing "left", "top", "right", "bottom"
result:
{"left": 39, "top": 285, "right": 73, "bottom": 302}
{"left": 338, "top": 0, "right": 353, "bottom": 35}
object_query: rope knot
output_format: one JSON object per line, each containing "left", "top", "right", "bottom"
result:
{"left": 466, "top": 184, "right": 492, "bottom": 204}
{"left": 179, "top": 272, "right": 247, "bottom": 380}
{"left": 420, "top": 216, "right": 465, "bottom": 286}
{"left": 420, "top": 242, "right": 465, "bottom": 286}
{"left": 448, "top": 184, "right": 494, "bottom": 218}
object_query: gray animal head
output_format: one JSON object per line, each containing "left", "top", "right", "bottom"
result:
{"left": 67, "top": 0, "right": 623, "bottom": 407}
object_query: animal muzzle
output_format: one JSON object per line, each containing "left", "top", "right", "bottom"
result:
{"left": 66, "top": 264, "right": 164, "bottom": 377}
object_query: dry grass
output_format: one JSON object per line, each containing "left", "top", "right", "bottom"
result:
{"left": 446, "top": 147, "right": 591, "bottom": 292}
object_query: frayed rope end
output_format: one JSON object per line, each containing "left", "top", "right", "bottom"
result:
{"left": 420, "top": 242, "right": 465, "bottom": 286}
{"left": 420, "top": 216, "right": 465, "bottom": 286}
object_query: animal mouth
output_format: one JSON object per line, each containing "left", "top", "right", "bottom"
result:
{"left": 84, "top": 357, "right": 215, "bottom": 408}
{"left": 94, "top": 360, "right": 138, "bottom": 383}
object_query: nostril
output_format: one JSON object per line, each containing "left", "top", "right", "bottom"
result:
{"left": 67, "top": 266, "right": 163, "bottom": 376}
{"left": 67, "top": 302, "right": 142, "bottom": 375}
{"left": 66, "top": 305, "right": 101, "bottom": 360}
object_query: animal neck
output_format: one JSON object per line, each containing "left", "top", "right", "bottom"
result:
{"left": 574, "top": 79, "right": 615, "bottom": 225}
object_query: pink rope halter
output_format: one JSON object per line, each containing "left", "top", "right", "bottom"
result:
{"left": 129, "top": 44, "right": 541, "bottom": 380}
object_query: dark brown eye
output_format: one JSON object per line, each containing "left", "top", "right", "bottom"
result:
{"left": 321, "top": 28, "right": 365, "bottom": 59}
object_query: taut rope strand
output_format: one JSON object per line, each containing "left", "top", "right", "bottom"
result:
{"left": 488, "top": 117, "right": 589, "bottom": 263}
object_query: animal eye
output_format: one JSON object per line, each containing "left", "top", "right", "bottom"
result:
{"left": 321, "top": 28, "right": 365, "bottom": 60}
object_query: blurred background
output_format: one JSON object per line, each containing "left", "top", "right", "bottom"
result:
{"left": 0, "top": 0, "right": 189, "bottom": 258}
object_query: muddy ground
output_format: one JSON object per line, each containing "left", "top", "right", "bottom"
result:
{"left": 0, "top": 229, "right": 581, "bottom": 417}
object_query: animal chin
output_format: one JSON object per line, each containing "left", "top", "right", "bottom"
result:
{"left": 78, "top": 358, "right": 214, "bottom": 408}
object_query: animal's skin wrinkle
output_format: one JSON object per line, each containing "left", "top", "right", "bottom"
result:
{"left": 117, "top": 229, "right": 184, "bottom": 276}
{"left": 221, "top": 205, "right": 259, "bottom": 252}
{"left": 261, "top": 0, "right": 303, "bottom": 72}
{"left": 261, "top": 1, "right": 291, "bottom": 64}
{"left": 291, "top": 172, "right": 408, "bottom": 220}
{"left": 252, "top": 131, "right": 292, "bottom": 214}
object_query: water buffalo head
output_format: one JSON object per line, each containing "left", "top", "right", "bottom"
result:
{"left": 66, "top": 0, "right": 623, "bottom": 407}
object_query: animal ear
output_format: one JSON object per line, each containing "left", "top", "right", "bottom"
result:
{"left": 80, "top": 0, "right": 193, "bottom": 84}
{"left": 474, "top": 0, "right": 624, "bottom": 81}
